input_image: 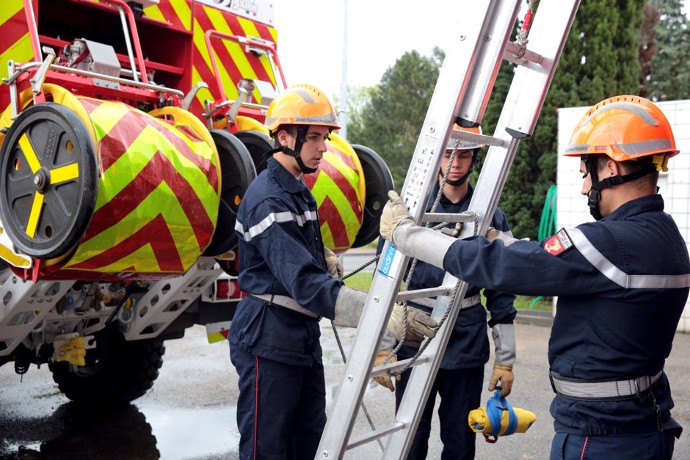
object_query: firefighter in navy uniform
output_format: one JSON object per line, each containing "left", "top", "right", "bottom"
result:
{"left": 379, "top": 95, "right": 690, "bottom": 460}
{"left": 374, "top": 125, "right": 517, "bottom": 460}
{"left": 229, "top": 84, "right": 436, "bottom": 460}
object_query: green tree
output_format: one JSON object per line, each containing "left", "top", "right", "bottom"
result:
{"left": 639, "top": 0, "right": 690, "bottom": 100}
{"left": 347, "top": 49, "right": 443, "bottom": 189}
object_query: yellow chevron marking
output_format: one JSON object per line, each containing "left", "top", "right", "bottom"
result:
{"left": 191, "top": 66, "right": 215, "bottom": 110}
{"left": 26, "top": 191, "right": 44, "bottom": 238}
{"left": 74, "top": 243, "right": 161, "bottom": 274}
{"left": 88, "top": 98, "right": 129, "bottom": 143}
{"left": 168, "top": 0, "right": 193, "bottom": 30}
{"left": 311, "top": 172, "right": 359, "bottom": 234}
{"left": 143, "top": 4, "right": 166, "bottom": 23}
{"left": 50, "top": 163, "right": 79, "bottom": 184}
{"left": 65, "top": 182, "right": 199, "bottom": 271}
{"left": 0, "top": 0, "right": 22, "bottom": 25}
{"left": 92, "top": 120, "right": 219, "bottom": 221}
{"left": 18, "top": 133, "right": 41, "bottom": 173}
{"left": 236, "top": 16, "right": 277, "bottom": 88}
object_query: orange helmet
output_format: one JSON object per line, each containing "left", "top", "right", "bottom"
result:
{"left": 265, "top": 84, "right": 340, "bottom": 134}
{"left": 447, "top": 124, "right": 484, "bottom": 151}
{"left": 564, "top": 95, "right": 678, "bottom": 168}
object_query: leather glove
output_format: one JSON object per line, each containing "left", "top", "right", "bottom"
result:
{"left": 380, "top": 190, "right": 413, "bottom": 243}
{"left": 485, "top": 227, "right": 527, "bottom": 246}
{"left": 386, "top": 303, "right": 437, "bottom": 345}
{"left": 380, "top": 191, "right": 454, "bottom": 268}
{"left": 324, "top": 247, "right": 343, "bottom": 278}
{"left": 489, "top": 364, "right": 514, "bottom": 397}
{"left": 489, "top": 323, "right": 516, "bottom": 397}
{"left": 373, "top": 349, "right": 399, "bottom": 391}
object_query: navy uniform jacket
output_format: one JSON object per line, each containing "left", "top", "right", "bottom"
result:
{"left": 378, "top": 183, "right": 517, "bottom": 369}
{"left": 230, "top": 157, "right": 344, "bottom": 367}
{"left": 440, "top": 194, "right": 690, "bottom": 435}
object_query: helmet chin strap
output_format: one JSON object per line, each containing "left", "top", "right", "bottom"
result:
{"left": 441, "top": 149, "right": 479, "bottom": 187}
{"left": 268, "top": 126, "right": 318, "bottom": 174}
{"left": 445, "top": 173, "right": 470, "bottom": 187}
{"left": 583, "top": 155, "right": 656, "bottom": 221}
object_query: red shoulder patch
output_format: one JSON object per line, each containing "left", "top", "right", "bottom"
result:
{"left": 543, "top": 229, "right": 573, "bottom": 256}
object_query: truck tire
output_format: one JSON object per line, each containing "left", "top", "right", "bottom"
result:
{"left": 49, "top": 326, "right": 165, "bottom": 407}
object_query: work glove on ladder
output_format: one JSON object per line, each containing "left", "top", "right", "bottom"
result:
{"left": 324, "top": 247, "right": 344, "bottom": 278}
{"left": 489, "top": 323, "right": 516, "bottom": 397}
{"left": 334, "top": 288, "right": 438, "bottom": 392}
{"left": 373, "top": 330, "right": 399, "bottom": 392}
{"left": 381, "top": 191, "right": 527, "bottom": 269}
{"left": 372, "top": 303, "right": 436, "bottom": 391}
{"left": 380, "top": 191, "right": 455, "bottom": 269}
{"left": 333, "top": 288, "right": 437, "bottom": 342}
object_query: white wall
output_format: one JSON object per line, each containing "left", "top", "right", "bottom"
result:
{"left": 556, "top": 100, "right": 690, "bottom": 333}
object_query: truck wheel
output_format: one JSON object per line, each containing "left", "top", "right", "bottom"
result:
{"left": 49, "top": 327, "right": 165, "bottom": 407}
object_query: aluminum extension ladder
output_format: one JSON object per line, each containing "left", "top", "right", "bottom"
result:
{"left": 318, "top": 0, "right": 581, "bottom": 458}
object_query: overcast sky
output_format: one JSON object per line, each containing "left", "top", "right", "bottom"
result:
{"left": 273, "top": 1, "right": 690, "bottom": 100}
{"left": 273, "top": 0, "right": 459, "bottom": 98}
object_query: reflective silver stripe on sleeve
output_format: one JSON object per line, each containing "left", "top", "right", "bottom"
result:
{"left": 235, "top": 210, "right": 319, "bottom": 242}
{"left": 568, "top": 227, "right": 690, "bottom": 289}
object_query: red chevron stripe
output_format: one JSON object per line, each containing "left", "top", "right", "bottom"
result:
{"left": 82, "top": 149, "right": 215, "bottom": 250}
{"left": 191, "top": 35, "right": 223, "bottom": 99}
{"left": 317, "top": 197, "right": 350, "bottom": 249}
{"left": 304, "top": 157, "right": 363, "bottom": 217}
{"left": 79, "top": 99, "right": 216, "bottom": 185}
{"left": 0, "top": 9, "right": 29, "bottom": 57}
{"left": 221, "top": 12, "right": 273, "bottom": 83}
{"left": 68, "top": 214, "right": 184, "bottom": 272}
{"left": 253, "top": 22, "right": 277, "bottom": 44}
{"left": 155, "top": 1, "right": 189, "bottom": 30}
{"left": 194, "top": 7, "right": 244, "bottom": 88}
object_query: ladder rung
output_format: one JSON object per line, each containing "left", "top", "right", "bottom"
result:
{"left": 421, "top": 212, "right": 475, "bottom": 224}
{"left": 347, "top": 422, "right": 406, "bottom": 450}
{"left": 371, "top": 355, "right": 430, "bottom": 377}
{"left": 450, "top": 130, "right": 508, "bottom": 148}
{"left": 503, "top": 41, "right": 544, "bottom": 66}
{"left": 396, "top": 286, "right": 454, "bottom": 302}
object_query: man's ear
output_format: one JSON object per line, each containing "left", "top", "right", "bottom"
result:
{"left": 605, "top": 158, "right": 621, "bottom": 177}
{"left": 276, "top": 128, "right": 290, "bottom": 147}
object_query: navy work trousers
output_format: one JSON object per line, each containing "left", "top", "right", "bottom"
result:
{"left": 550, "top": 430, "right": 678, "bottom": 460}
{"left": 230, "top": 346, "right": 326, "bottom": 460}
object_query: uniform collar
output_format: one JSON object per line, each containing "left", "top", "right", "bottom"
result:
{"left": 267, "top": 157, "right": 307, "bottom": 194}
{"left": 602, "top": 194, "right": 664, "bottom": 221}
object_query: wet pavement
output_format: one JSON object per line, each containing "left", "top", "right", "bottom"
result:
{"left": 2, "top": 307, "right": 690, "bottom": 459}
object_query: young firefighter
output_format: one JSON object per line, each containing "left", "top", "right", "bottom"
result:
{"left": 374, "top": 125, "right": 517, "bottom": 460}
{"left": 229, "top": 84, "right": 437, "bottom": 460}
{"left": 379, "top": 95, "right": 689, "bottom": 460}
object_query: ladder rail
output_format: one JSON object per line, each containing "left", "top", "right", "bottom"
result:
{"left": 385, "top": 2, "right": 581, "bottom": 457}
{"left": 317, "top": 3, "right": 499, "bottom": 457}
{"left": 318, "top": 0, "right": 581, "bottom": 457}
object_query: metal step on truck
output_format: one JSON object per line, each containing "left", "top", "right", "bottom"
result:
{"left": 0, "top": 0, "right": 392, "bottom": 406}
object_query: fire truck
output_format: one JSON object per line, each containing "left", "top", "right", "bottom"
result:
{"left": 0, "top": 0, "right": 392, "bottom": 405}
